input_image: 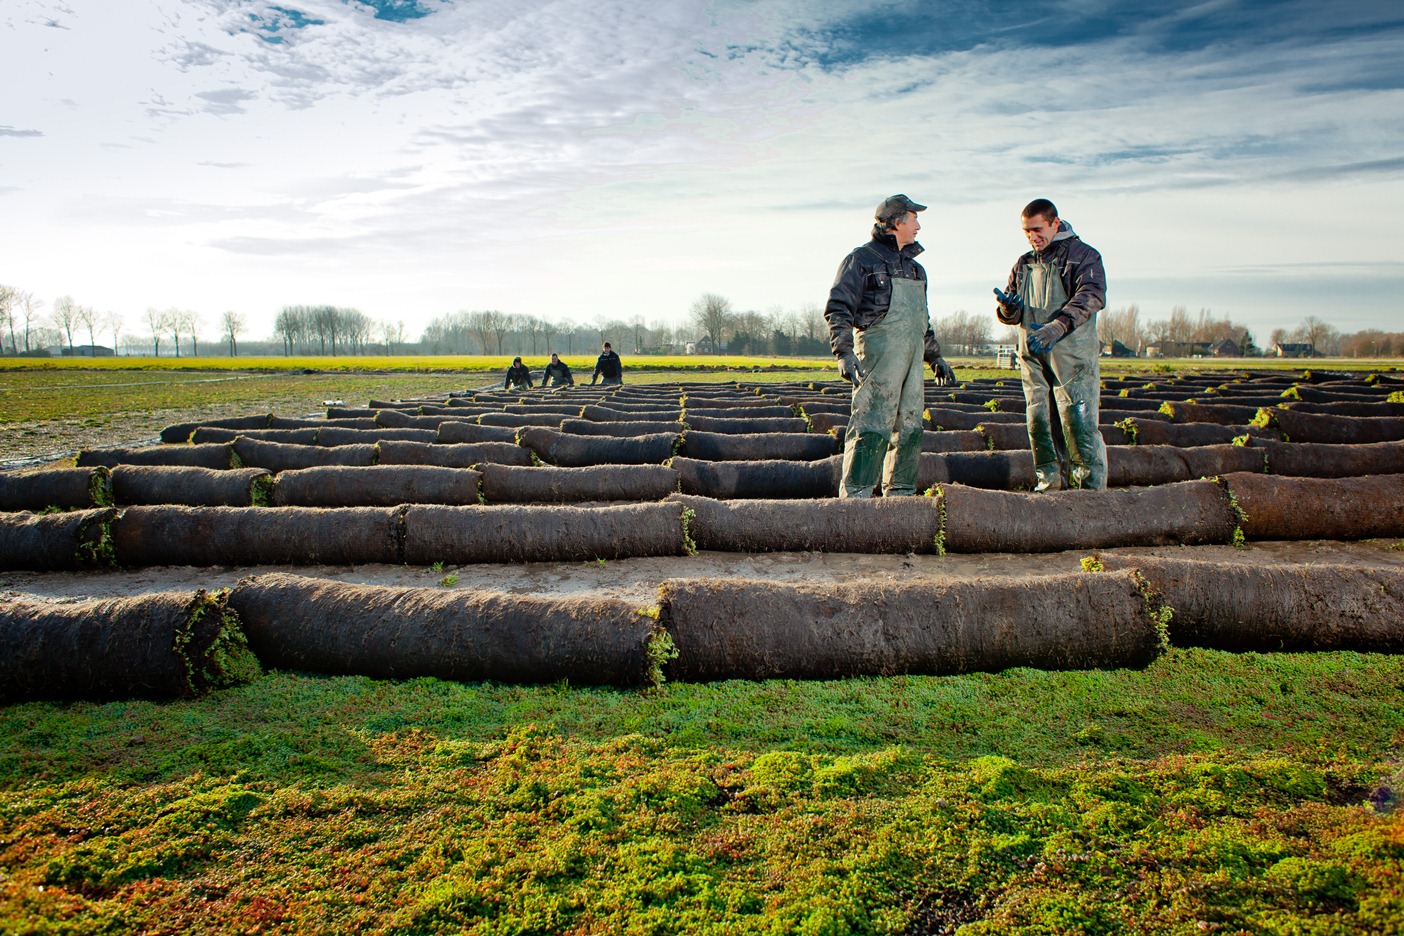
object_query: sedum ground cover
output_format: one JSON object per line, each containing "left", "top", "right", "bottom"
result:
{"left": 2, "top": 649, "right": 1402, "bottom": 934}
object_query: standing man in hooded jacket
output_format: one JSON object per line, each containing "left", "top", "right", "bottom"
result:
{"left": 993, "top": 198, "right": 1107, "bottom": 491}
{"left": 825, "top": 194, "right": 956, "bottom": 499}
{"left": 591, "top": 342, "right": 623, "bottom": 385}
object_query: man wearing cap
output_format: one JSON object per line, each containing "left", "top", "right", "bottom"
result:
{"left": 590, "top": 342, "right": 623, "bottom": 385}
{"left": 993, "top": 198, "right": 1107, "bottom": 490}
{"left": 824, "top": 194, "right": 956, "bottom": 498}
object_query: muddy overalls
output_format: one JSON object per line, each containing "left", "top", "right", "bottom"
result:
{"left": 1017, "top": 258, "right": 1107, "bottom": 490}
{"left": 840, "top": 275, "right": 929, "bottom": 498}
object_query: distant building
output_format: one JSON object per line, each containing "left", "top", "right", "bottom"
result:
{"left": 1274, "top": 342, "right": 1319, "bottom": 358}
{"left": 1102, "top": 340, "right": 1138, "bottom": 358}
{"left": 1209, "top": 338, "right": 1241, "bottom": 357}
{"left": 52, "top": 344, "right": 115, "bottom": 357}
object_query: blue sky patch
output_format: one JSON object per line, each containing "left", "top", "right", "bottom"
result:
{"left": 247, "top": 6, "right": 325, "bottom": 44}
{"left": 344, "top": 0, "right": 436, "bottom": 22}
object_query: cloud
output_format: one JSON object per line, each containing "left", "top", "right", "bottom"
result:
{"left": 0, "top": 127, "right": 44, "bottom": 138}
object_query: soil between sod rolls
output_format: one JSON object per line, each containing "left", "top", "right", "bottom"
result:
{"left": 658, "top": 571, "right": 1162, "bottom": 681}
{"left": 0, "top": 588, "right": 260, "bottom": 702}
{"left": 227, "top": 573, "right": 659, "bottom": 686}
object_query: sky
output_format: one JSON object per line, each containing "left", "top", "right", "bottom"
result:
{"left": 3, "top": 0, "right": 1403, "bottom": 347}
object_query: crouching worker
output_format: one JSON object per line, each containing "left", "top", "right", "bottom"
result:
{"left": 993, "top": 198, "right": 1107, "bottom": 491}
{"left": 504, "top": 356, "right": 534, "bottom": 390}
{"left": 824, "top": 194, "right": 956, "bottom": 498}
{"left": 542, "top": 352, "right": 574, "bottom": 387}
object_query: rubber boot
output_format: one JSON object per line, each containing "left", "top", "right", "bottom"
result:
{"left": 1033, "top": 462, "right": 1063, "bottom": 493}
{"left": 840, "top": 431, "right": 889, "bottom": 499}
{"left": 883, "top": 428, "right": 926, "bottom": 496}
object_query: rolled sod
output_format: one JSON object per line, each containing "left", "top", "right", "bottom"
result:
{"left": 1256, "top": 439, "right": 1404, "bottom": 478}
{"left": 403, "top": 502, "right": 687, "bottom": 564}
{"left": 111, "top": 466, "right": 272, "bottom": 507}
{"left": 502, "top": 403, "right": 587, "bottom": 415}
{"left": 376, "top": 440, "right": 531, "bottom": 468}
{"left": 0, "top": 589, "right": 261, "bottom": 703}
{"left": 1288, "top": 400, "right": 1404, "bottom": 417}
{"left": 670, "top": 455, "right": 842, "bottom": 499}
{"left": 227, "top": 573, "right": 659, "bottom": 686}
{"left": 1221, "top": 472, "right": 1404, "bottom": 541}
{"left": 925, "top": 408, "right": 1022, "bottom": 431}
{"left": 681, "top": 431, "right": 839, "bottom": 462}
{"left": 682, "top": 415, "right": 811, "bottom": 434}
{"left": 975, "top": 422, "right": 1029, "bottom": 450}
{"left": 272, "top": 465, "right": 482, "bottom": 507}
{"left": 922, "top": 450, "right": 1036, "bottom": 490}
{"left": 232, "top": 437, "right": 376, "bottom": 472}
{"left": 480, "top": 464, "right": 679, "bottom": 504}
{"left": 270, "top": 416, "right": 376, "bottom": 431}
{"left": 683, "top": 406, "right": 796, "bottom": 420}
{"left": 315, "top": 426, "right": 439, "bottom": 446}
{"left": 0, "top": 507, "right": 115, "bottom": 571}
{"left": 794, "top": 400, "right": 851, "bottom": 416}
{"left": 1094, "top": 556, "right": 1404, "bottom": 654}
{"left": 924, "top": 430, "right": 989, "bottom": 453}
{"left": 0, "top": 467, "right": 111, "bottom": 512}
{"left": 112, "top": 505, "right": 403, "bottom": 566}
{"left": 558, "top": 418, "right": 688, "bottom": 437}
{"left": 667, "top": 492, "right": 942, "bottom": 553}
{"left": 806, "top": 413, "right": 849, "bottom": 434}
{"left": 192, "top": 427, "right": 321, "bottom": 445}
{"left": 1118, "top": 420, "right": 1280, "bottom": 447}
{"left": 1262, "top": 409, "right": 1404, "bottom": 444}
{"left": 1158, "top": 402, "right": 1263, "bottom": 425}
{"left": 518, "top": 427, "right": 680, "bottom": 467}
{"left": 478, "top": 412, "right": 566, "bottom": 428}
{"left": 437, "top": 421, "right": 522, "bottom": 444}
{"left": 77, "top": 443, "right": 235, "bottom": 470}
{"left": 159, "top": 414, "right": 271, "bottom": 444}
{"left": 940, "top": 480, "right": 1238, "bottom": 553}
{"left": 659, "top": 571, "right": 1162, "bottom": 681}
{"left": 327, "top": 407, "right": 378, "bottom": 419}
{"left": 579, "top": 405, "right": 682, "bottom": 422}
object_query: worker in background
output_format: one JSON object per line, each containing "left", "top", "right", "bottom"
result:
{"left": 993, "top": 197, "right": 1107, "bottom": 490}
{"left": 591, "top": 341, "right": 623, "bottom": 385}
{"left": 824, "top": 194, "right": 956, "bottom": 498}
{"left": 504, "top": 356, "right": 534, "bottom": 390}
{"left": 542, "top": 352, "right": 574, "bottom": 387}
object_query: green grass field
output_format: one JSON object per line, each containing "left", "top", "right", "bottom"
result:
{"left": 2, "top": 651, "right": 1401, "bottom": 934}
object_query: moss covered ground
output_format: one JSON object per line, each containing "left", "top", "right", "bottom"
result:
{"left": 3, "top": 649, "right": 1402, "bottom": 934}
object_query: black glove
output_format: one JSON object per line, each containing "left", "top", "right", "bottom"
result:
{"left": 837, "top": 351, "right": 865, "bottom": 385}
{"left": 993, "top": 288, "right": 1024, "bottom": 314}
{"left": 1027, "top": 319, "right": 1069, "bottom": 355}
{"left": 930, "top": 357, "right": 955, "bottom": 386}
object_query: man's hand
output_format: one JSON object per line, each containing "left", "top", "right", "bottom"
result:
{"left": 930, "top": 357, "right": 956, "bottom": 386}
{"left": 837, "top": 351, "right": 865, "bottom": 385}
{"left": 1027, "top": 319, "right": 1069, "bottom": 355}
{"left": 993, "top": 288, "right": 1024, "bottom": 314}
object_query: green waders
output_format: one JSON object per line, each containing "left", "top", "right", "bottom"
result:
{"left": 840, "top": 277, "right": 929, "bottom": 498}
{"left": 1017, "top": 260, "right": 1107, "bottom": 491}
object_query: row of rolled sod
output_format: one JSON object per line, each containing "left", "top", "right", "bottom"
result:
{"left": 3, "top": 370, "right": 1402, "bottom": 701}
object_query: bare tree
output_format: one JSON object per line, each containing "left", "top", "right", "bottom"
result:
{"left": 104, "top": 311, "right": 123, "bottom": 357}
{"left": 1299, "top": 316, "right": 1337, "bottom": 355}
{"left": 0, "top": 285, "right": 15, "bottom": 354}
{"left": 165, "top": 307, "right": 184, "bottom": 357}
{"left": 180, "top": 310, "right": 202, "bottom": 356}
{"left": 690, "top": 293, "right": 734, "bottom": 353}
{"left": 221, "top": 310, "right": 246, "bottom": 356}
{"left": 76, "top": 304, "right": 99, "bottom": 355}
{"left": 19, "top": 292, "right": 43, "bottom": 353}
{"left": 487, "top": 310, "right": 511, "bottom": 354}
{"left": 145, "top": 307, "right": 165, "bottom": 356}
{"left": 52, "top": 295, "right": 79, "bottom": 352}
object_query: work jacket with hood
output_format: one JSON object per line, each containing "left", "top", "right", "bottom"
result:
{"left": 998, "top": 220, "right": 1106, "bottom": 332}
{"left": 825, "top": 227, "right": 943, "bottom": 364}
{"left": 504, "top": 362, "right": 533, "bottom": 388}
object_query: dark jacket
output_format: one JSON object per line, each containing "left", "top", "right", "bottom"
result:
{"left": 504, "top": 362, "right": 533, "bottom": 389}
{"left": 998, "top": 221, "right": 1106, "bottom": 332}
{"left": 592, "top": 350, "right": 622, "bottom": 382}
{"left": 825, "top": 227, "right": 942, "bottom": 364}
{"left": 543, "top": 360, "right": 574, "bottom": 386}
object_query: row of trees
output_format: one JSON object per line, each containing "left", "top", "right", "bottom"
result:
{"left": 2, "top": 281, "right": 1402, "bottom": 358}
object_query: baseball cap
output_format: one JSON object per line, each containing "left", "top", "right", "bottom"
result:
{"left": 875, "top": 194, "right": 927, "bottom": 221}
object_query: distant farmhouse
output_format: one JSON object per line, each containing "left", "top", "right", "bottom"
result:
{"left": 1273, "top": 342, "right": 1320, "bottom": 358}
{"left": 46, "top": 345, "right": 115, "bottom": 357}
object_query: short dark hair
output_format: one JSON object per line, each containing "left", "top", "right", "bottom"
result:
{"left": 602, "top": 342, "right": 612, "bottom": 349}
{"left": 1022, "top": 198, "right": 1058, "bottom": 222}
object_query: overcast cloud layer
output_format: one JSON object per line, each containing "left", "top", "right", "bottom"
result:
{"left": 3, "top": 0, "right": 1402, "bottom": 343}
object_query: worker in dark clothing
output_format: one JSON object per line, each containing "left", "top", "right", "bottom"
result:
{"left": 542, "top": 352, "right": 574, "bottom": 387}
{"left": 591, "top": 342, "right": 623, "bottom": 385}
{"left": 825, "top": 194, "right": 956, "bottom": 498}
{"left": 993, "top": 198, "right": 1107, "bottom": 491}
{"left": 504, "top": 356, "right": 533, "bottom": 390}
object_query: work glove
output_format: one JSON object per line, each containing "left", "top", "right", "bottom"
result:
{"left": 836, "top": 351, "right": 865, "bottom": 385}
{"left": 1026, "top": 318, "right": 1069, "bottom": 355}
{"left": 930, "top": 357, "right": 956, "bottom": 386}
{"left": 993, "top": 288, "right": 1025, "bottom": 315}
